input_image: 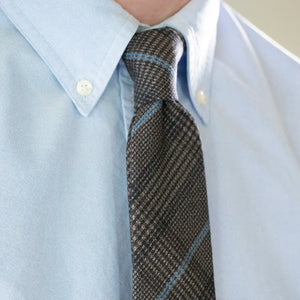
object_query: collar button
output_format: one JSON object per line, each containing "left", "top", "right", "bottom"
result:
{"left": 196, "top": 90, "right": 207, "bottom": 105}
{"left": 76, "top": 79, "right": 93, "bottom": 96}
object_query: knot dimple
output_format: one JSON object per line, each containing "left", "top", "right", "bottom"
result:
{"left": 123, "top": 27, "right": 185, "bottom": 106}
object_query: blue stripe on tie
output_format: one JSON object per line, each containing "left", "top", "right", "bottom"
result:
{"left": 131, "top": 100, "right": 163, "bottom": 136}
{"left": 157, "top": 221, "right": 210, "bottom": 300}
{"left": 123, "top": 53, "right": 174, "bottom": 74}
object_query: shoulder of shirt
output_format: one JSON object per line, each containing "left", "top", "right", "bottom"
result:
{"left": 216, "top": 3, "right": 300, "bottom": 100}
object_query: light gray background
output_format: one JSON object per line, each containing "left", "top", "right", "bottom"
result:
{"left": 225, "top": 0, "right": 300, "bottom": 58}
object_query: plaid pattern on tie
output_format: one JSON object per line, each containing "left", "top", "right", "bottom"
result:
{"left": 123, "top": 27, "right": 215, "bottom": 299}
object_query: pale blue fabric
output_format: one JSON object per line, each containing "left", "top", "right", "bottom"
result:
{"left": 0, "top": 0, "right": 300, "bottom": 299}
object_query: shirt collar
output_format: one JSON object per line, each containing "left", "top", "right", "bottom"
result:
{"left": 156, "top": 0, "right": 220, "bottom": 123}
{"left": 0, "top": 0, "right": 220, "bottom": 123}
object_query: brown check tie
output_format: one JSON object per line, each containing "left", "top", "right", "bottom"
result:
{"left": 123, "top": 27, "right": 215, "bottom": 299}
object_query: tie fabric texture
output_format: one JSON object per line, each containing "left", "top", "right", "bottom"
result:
{"left": 123, "top": 27, "right": 215, "bottom": 299}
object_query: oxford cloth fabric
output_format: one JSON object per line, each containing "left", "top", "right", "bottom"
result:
{"left": 0, "top": 0, "right": 300, "bottom": 299}
{"left": 123, "top": 28, "right": 215, "bottom": 299}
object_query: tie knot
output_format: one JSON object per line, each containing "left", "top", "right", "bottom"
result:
{"left": 123, "top": 27, "right": 185, "bottom": 107}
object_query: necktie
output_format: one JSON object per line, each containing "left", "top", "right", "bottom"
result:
{"left": 123, "top": 27, "right": 215, "bottom": 299}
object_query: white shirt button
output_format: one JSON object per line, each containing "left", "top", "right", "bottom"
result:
{"left": 196, "top": 90, "right": 207, "bottom": 105}
{"left": 76, "top": 79, "right": 93, "bottom": 96}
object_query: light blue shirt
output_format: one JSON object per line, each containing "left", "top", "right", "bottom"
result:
{"left": 0, "top": 0, "right": 300, "bottom": 299}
